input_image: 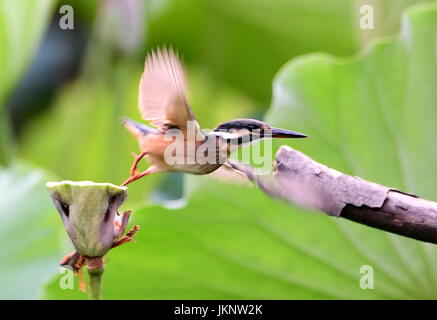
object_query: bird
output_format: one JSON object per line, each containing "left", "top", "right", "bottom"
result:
{"left": 122, "top": 47, "right": 307, "bottom": 186}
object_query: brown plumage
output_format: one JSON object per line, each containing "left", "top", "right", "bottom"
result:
{"left": 122, "top": 48, "right": 307, "bottom": 186}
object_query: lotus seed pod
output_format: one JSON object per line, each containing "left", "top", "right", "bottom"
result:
{"left": 46, "top": 181, "right": 128, "bottom": 257}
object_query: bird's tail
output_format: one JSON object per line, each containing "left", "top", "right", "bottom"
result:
{"left": 121, "top": 117, "right": 156, "bottom": 138}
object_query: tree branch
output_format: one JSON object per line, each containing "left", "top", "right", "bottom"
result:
{"left": 231, "top": 146, "right": 437, "bottom": 244}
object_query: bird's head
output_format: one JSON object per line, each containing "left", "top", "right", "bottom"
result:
{"left": 211, "top": 118, "right": 308, "bottom": 148}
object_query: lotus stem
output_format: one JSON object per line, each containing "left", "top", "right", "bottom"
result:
{"left": 86, "top": 257, "right": 104, "bottom": 300}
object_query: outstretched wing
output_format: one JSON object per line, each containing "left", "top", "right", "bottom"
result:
{"left": 138, "top": 47, "right": 199, "bottom": 132}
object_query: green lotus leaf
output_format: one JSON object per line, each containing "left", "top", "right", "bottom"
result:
{"left": 0, "top": 164, "right": 60, "bottom": 299}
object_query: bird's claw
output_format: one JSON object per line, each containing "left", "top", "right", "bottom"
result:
{"left": 122, "top": 175, "right": 137, "bottom": 186}
{"left": 122, "top": 167, "right": 154, "bottom": 186}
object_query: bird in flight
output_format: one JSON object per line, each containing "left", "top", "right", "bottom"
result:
{"left": 122, "top": 48, "right": 307, "bottom": 186}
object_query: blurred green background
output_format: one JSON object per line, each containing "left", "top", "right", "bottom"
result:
{"left": 1, "top": 0, "right": 437, "bottom": 299}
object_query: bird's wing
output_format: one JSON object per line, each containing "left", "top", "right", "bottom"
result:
{"left": 139, "top": 47, "right": 200, "bottom": 134}
{"left": 207, "top": 160, "right": 251, "bottom": 185}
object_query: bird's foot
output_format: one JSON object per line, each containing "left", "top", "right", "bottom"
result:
{"left": 122, "top": 167, "right": 154, "bottom": 186}
{"left": 122, "top": 175, "right": 138, "bottom": 186}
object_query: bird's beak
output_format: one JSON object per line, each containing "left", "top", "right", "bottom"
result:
{"left": 270, "top": 127, "right": 308, "bottom": 138}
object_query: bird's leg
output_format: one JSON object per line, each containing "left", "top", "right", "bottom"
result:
{"left": 129, "top": 151, "right": 147, "bottom": 176}
{"left": 122, "top": 166, "right": 156, "bottom": 186}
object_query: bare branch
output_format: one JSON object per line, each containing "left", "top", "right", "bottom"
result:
{"left": 230, "top": 146, "right": 437, "bottom": 244}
